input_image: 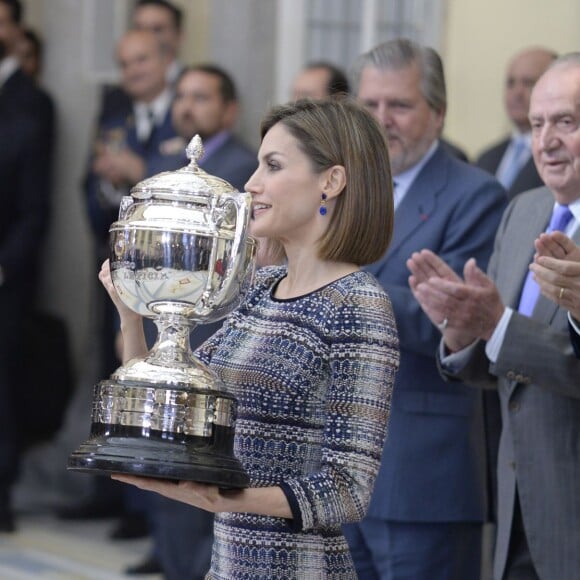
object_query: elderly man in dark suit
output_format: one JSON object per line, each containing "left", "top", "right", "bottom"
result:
{"left": 408, "top": 53, "right": 580, "bottom": 580}
{"left": 476, "top": 47, "right": 556, "bottom": 200}
{"left": 0, "top": 0, "right": 54, "bottom": 532}
{"left": 341, "top": 38, "right": 507, "bottom": 580}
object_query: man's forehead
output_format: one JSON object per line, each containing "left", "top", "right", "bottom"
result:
{"left": 118, "top": 41, "right": 154, "bottom": 60}
{"left": 360, "top": 64, "right": 419, "bottom": 89}
{"left": 508, "top": 50, "right": 553, "bottom": 74}
{"left": 134, "top": 6, "right": 173, "bottom": 25}
{"left": 301, "top": 67, "right": 329, "bottom": 81}
{"left": 530, "top": 66, "right": 580, "bottom": 111}
{"left": 181, "top": 71, "right": 219, "bottom": 87}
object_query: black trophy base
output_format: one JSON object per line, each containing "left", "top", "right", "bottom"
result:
{"left": 68, "top": 425, "right": 250, "bottom": 490}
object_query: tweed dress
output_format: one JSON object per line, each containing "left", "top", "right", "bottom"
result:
{"left": 197, "top": 266, "right": 399, "bottom": 579}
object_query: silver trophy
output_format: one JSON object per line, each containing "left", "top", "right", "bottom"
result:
{"left": 68, "top": 136, "right": 256, "bottom": 488}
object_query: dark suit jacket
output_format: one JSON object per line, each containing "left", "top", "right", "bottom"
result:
{"left": 363, "top": 145, "right": 507, "bottom": 523}
{"left": 0, "top": 68, "right": 55, "bottom": 293}
{"left": 570, "top": 322, "right": 580, "bottom": 358}
{"left": 152, "top": 133, "right": 258, "bottom": 193}
{"left": 477, "top": 137, "right": 544, "bottom": 201}
{"left": 98, "top": 83, "right": 132, "bottom": 125}
{"left": 569, "top": 324, "right": 580, "bottom": 358}
{"left": 441, "top": 187, "right": 580, "bottom": 580}
{"left": 0, "top": 67, "right": 55, "bottom": 481}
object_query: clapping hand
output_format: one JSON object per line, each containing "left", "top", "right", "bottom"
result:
{"left": 407, "top": 250, "right": 504, "bottom": 352}
{"left": 530, "top": 231, "right": 580, "bottom": 320}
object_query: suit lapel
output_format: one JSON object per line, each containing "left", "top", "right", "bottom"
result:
{"left": 501, "top": 191, "right": 553, "bottom": 309}
{"left": 500, "top": 190, "right": 553, "bottom": 399}
{"left": 384, "top": 147, "right": 447, "bottom": 261}
{"left": 511, "top": 157, "right": 540, "bottom": 192}
{"left": 131, "top": 107, "right": 174, "bottom": 155}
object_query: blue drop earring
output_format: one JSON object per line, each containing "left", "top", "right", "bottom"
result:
{"left": 319, "top": 193, "right": 328, "bottom": 216}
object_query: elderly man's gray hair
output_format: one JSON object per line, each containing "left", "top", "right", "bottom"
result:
{"left": 351, "top": 37, "right": 447, "bottom": 114}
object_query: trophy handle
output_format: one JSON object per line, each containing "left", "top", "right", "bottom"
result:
{"left": 208, "top": 192, "right": 254, "bottom": 308}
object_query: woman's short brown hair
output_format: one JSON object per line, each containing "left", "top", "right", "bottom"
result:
{"left": 260, "top": 98, "right": 393, "bottom": 266}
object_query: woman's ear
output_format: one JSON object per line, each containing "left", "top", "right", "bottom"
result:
{"left": 320, "top": 165, "right": 346, "bottom": 200}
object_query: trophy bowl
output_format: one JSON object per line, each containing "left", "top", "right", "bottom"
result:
{"left": 68, "top": 136, "right": 255, "bottom": 488}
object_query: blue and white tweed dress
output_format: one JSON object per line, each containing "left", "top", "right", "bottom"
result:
{"left": 197, "top": 266, "right": 399, "bottom": 579}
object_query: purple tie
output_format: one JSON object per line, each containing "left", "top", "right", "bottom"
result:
{"left": 518, "top": 204, "right": 574, "bottom": 316}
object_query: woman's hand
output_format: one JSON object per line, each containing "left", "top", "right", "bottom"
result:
{"left": 111, "top": 474, "right": 232, "bottom": 513}
{"left": 98, "top": 259, "right": 134, "bottom": 320}
{"left": 99, "top": 259, "right": 148, "bottom": 363}
{"left": 111, "top": 473, "right": 292, "bottom": 518}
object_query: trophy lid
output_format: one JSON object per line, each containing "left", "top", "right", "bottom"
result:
{"left": 130, "top": 135, "right": 239, "bottom": 201}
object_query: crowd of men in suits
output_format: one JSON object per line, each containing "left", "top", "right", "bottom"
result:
{"left": 2, "top": 0, "right": 580, "bottom": 579}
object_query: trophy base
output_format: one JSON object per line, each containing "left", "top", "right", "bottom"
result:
{"left": 68, "top": 379, "right": 250, "bottom": 489}
{"left": 68, "top": 427, "right": 249, "bottom": 489}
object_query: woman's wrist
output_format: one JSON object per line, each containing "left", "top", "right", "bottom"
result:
{"left": 218, "top": 486, "right": 292, "bottom": 519}
{"left": 119, "top": 311, "right": 143, "bottom": 331}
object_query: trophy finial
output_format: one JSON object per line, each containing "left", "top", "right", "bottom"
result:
{"left": 186, "top": 135, "right": 204, "bottom": 168}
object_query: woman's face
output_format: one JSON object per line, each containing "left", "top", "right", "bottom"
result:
{"left": 245, "top": 123, "right": 327, "bottom": 244}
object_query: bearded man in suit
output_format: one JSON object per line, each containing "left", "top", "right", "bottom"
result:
{"left": 342, "top": 37, "right": 507, "bottom": 580}
{"left": 156, "top": 64, "right": 257, "bottom": 192}
{"left": 408, "top": 53, "right": 580, "bottom": 580}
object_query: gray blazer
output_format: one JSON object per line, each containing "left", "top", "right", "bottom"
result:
{"left": 441, "top": 186, "right": 580, "bottom": 580}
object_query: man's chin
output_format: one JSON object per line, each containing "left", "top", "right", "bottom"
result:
{"left": 387, "top": 149, "right": 404, "bottom": 175}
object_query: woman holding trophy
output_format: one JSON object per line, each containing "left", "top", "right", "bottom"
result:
{"left": 101, "top": 98, "right": 399, "bottom": 579}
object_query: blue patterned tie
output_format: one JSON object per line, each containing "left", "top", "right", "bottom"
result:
{"left": 518, "top": 204, "right": 574, "bottom": 316}
{"left": 497, "top": 138, "right": 526, "bottom": 189}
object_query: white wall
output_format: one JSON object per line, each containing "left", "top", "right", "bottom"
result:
{"left": 444, "top": 0, "right": 580, "bottom": 158}
{"left": 207, "top": 0, "right": 278, "bottom": 149}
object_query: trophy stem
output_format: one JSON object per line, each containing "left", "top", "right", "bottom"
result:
{"left": 146, "top": 312, "right": 198, "bottom": 369}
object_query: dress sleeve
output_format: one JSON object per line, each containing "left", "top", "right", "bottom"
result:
{"left": 280, "top": 283, "right": 399, "bottom": 532}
